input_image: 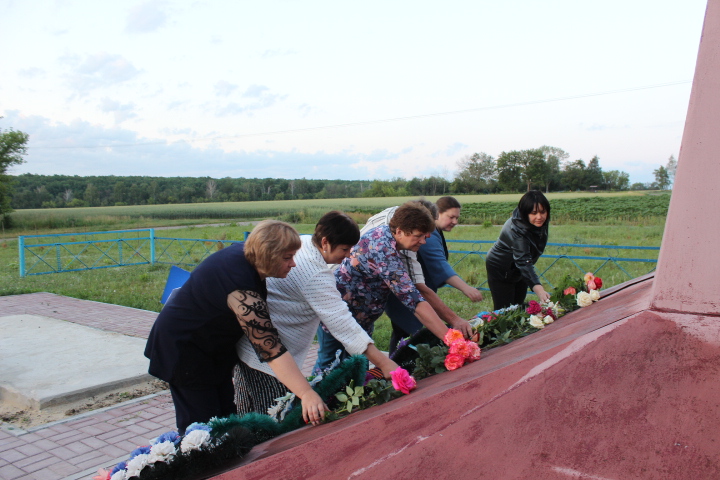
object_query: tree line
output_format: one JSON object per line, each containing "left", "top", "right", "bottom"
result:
{"left": 2, "top": 117, "right": 674, "bottom": 213}
{"left": 8, "top": 150, "right": 669, "bottom": 210}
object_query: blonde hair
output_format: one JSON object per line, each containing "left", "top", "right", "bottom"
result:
{"left": 245, "top": 220, "right": 301, "bottom": 276}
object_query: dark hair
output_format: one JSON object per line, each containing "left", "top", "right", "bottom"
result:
{"left": 389, "top": 201, "right": 436, "bottom": 234}
{"left": 416, "top": 198, "right": 438, "bottom": 220}
{"left": 517, "top": 191, "right": 551, "bottom": 225}
{"left": 436, "top": 196, "right": 461, "bottom": 213}
{"left": 312, "top": 211, "right": 360, "bottom": 248}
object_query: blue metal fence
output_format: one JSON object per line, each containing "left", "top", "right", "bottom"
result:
{"left": 445, "top": 240, "right": 659, "bottom": 290}
{"left": 18, "top": 230, "right": 660, "bottom": 284}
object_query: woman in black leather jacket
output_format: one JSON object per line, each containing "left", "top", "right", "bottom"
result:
{"left": 485, "top": 191, "right": 551, "bottom": 309}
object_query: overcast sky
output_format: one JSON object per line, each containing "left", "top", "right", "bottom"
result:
{"left": 0, "top": 0, "right": 708, "bottom": 184}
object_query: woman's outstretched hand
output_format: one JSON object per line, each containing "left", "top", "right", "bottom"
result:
{"left": 298, "top": 388, "right": 328, "bottom": 426}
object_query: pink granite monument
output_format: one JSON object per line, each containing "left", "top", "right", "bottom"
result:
{"left": 214, "top": 1, "right": 720, "bottom": 478}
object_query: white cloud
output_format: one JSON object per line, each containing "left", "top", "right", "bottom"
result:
{"left": 64, "top": 53, "right": 141, "bottom": 95}
{"left": 125, "top": 1, "right": 168, "bottom": 33}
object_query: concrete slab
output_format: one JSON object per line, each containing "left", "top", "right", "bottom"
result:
{"left": 0, "top": 314, "right": 152, "bottom": 409}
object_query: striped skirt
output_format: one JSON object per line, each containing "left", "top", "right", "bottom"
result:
{"left": 233, "top": 362, "right": 290, "bottom": 416}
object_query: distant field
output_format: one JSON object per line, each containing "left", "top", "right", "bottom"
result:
{"left": 5, "top": 190, "right": 664, "bottom": 235}
{"left": 1, "top": 214, "right": 664, "bottom": 350}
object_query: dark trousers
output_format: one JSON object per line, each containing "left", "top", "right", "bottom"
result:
{"left": 486, "top": 265, "right": 529, "bottom": 310}
{"left": 386, "top": 294, "right": 424, "bottom": 356}
{"left": 169, "top": 378, "right": 236, "bottom": 434}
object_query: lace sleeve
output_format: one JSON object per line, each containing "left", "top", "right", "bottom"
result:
{"left": 227, "top": 290, "right": 287, "bottom": 362}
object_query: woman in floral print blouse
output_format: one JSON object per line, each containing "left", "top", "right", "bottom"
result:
{"left": 314, "top": 201, "right": 460, "bottom": 372}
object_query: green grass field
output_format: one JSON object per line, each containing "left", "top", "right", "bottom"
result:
{"left": 0, "top": 199, "right": 664, "bottom": 351}
{"left": 3, "top": 190, "right": 664, "bottom": 236}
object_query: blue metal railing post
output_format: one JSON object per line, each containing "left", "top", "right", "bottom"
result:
{"left": 19, "top": 235, "right": 25, "bottom": 277}
{"left": 150, "top": 228, "right": 156, "bottom": 265}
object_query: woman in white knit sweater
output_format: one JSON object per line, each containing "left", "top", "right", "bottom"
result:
{"left": 234, "top": 211, "right": 399, "bottom": 416}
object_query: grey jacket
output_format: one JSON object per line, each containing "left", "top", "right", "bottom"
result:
{"left": 485, "top": 208, "right": 548, "bottom": 287}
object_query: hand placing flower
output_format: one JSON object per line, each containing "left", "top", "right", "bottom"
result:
{"left": 390, "top": 367, "right": 417, "bottom": 394}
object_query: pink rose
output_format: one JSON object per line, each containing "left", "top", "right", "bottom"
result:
{"left": 584, "top": 272, "right": 595, "bottom": 284}
{"left": 526, "top": 300, "right": 542, "bottom": 315}
{"left": 444, "top": 353, "right": 465, "bottom": 371}
{"left": 443, "top": 328, "right": 464, "bottom": 346}
{"left": 449, "top": 339, "right": 471, "bottom": 357}
{"left": 465, "top": 342, "right": 481, "bottom": 362}
{"left": 563, "top": 286, "right": 577, "bottom": 295}
{"left": 390, "top": 368, "right": 417, "bottom": 394}
{"left": 587, "top": 279, "right": 597, "bottom": 290}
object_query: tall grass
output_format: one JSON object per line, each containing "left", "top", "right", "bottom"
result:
{"left": 4, "top": 191, "right": 660, "bottom": 235}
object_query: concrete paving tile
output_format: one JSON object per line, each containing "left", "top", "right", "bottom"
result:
{"left": 27, "top": 438, "right": 61, "bottom": 451}
{"left": 80, "top": 437, "right": 108, "bottom": 450}
{"left": 45, "top": 460, "right": 79, "bottom": 476}
{"left": 98, "top": 444, "right": 128, "bottom": 458}
{"left": 0, "top": 438, "right": 26, "bottom": 451}
{"left": 0, "top": 464, "right": 25, "bottom": 480}
{"left": 14, "top": 444, "right": 43, "bottom": 457}
{"left": 46, "top": 445, "right": 76, "bottom": 460}
{"left": 1, "top": 449, "right": 26, "bottom": 463}
{"left": 78, "top": 424, "right": 108, "bottom": 436}
{"left": 64, "top": 440, "right": 94, "bottom": 455}
{"left": 52, "top": 432, "right": 87, "bottom": 446}
{"left": 13, "top": 452, "right": 52, "bottom": 470}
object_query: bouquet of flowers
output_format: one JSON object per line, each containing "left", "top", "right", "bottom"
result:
{"left": 550, "top": 272, "right": 603, "bottom": 310}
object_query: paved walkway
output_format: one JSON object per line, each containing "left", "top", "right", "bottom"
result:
{"left": 0, "top": 293, "right": 318, "bottom": 480}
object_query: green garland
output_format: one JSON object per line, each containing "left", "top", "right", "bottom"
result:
{"left": 132, "top": 355, "right": 369, "bottom": 480}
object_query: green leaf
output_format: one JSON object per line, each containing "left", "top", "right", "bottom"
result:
{"left": 346, "top": 401, "right": 353, "bottom": 413}
{"left": 354, "top": 386, "right": 364, "bottom": 397}
{"left": 352, "top": 396, "right": 360, "bottom": 406}
{"left": 336, "top": 393, "right": 348, "bottom": 402}
{"left": 346, "top": 385, "right": 354, "bottom": 395}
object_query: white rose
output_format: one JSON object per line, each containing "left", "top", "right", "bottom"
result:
{"left": 590, "top": 289, "right": 601, "bottom": 302}
{"left": 180, "top": 429, "right": 211, "bottom": 453}
{"left": 149, "top": 441, "right": 176, "bottom": 463}
{"left": 125, "top": 454, "right": 150, "bottom": 478}
{"left": 529, "top": 315, "right": 545, "bottom": 329}
{"left": 577, "top": 291, "right": 593, "bottom": 307}
{"left": 110, "top": 470, "right": 127, "bottom": 480}
{"left": 543, "top": 315, "right": 554, "bottom": 324}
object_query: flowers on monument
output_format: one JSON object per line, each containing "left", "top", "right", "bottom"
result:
{"left": 442, "top": 328, "right": 482, "bottom": 370}
{"left": 529, "top": 315, "right": 545, "bottom": 329}
{"left": 527, "top": 301, "right": 559, "bottom": 330}
{"left": 577, "top": 291, "right": 593, "bottom": 307}
{"left": 390, "top": 367, "right": 417, "bottom": 394}
{"left": 526, "top": 300, "right": 542, "bottom": 315}
{"left": 148, "top": 441, "right": 177, "bottom": 463}
{"left": 584, "top": 272, "right": 603, "bottom": 291}
{"left": 180, "top": 429, "right": 212, "bottom": 453}
{"left": 444, "top": 353, "right": 466, "bottom": 370}
{"left": 443, "top": 328, "right": 464, "bottom": 345}
{"left": 109, "top": 469, "right": 126, "bottom": 480}
{"left": 126, "top": 453, "right": 151, "bottom": 478}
